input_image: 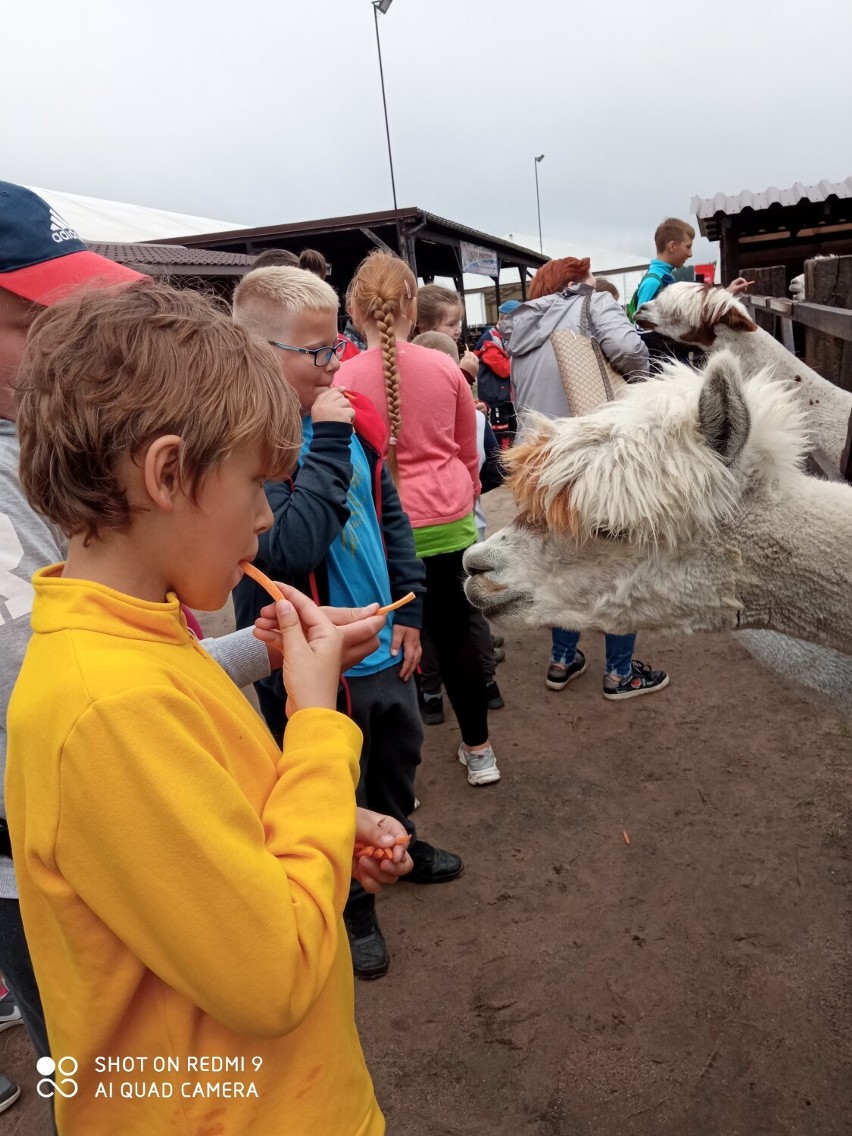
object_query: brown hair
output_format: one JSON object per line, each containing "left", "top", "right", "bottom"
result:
{"left": 251, "top": 247, "right": 329, "bottom": 278}
{"left": 347, "top": 251, "right": 417, "bottom": 485}
{"left": 595, "top": 277, "right": 619, "bottom": 301}
{"left": 654, "top": 218, "right": 695, "bottom": 252}
{"left": 411, "top": 330, "right": 460, "bottom": 364}
{"left": 16, "top": 281, "right": 301, "bottom": 543}
{"left": 529, "top": 257, "right": 590, "bottom": 300}
{"left": 415, "top": 284, "right": 462, "bottom": 333}
{"left": 252, "top": 247, "right": 300, "bottom": 270}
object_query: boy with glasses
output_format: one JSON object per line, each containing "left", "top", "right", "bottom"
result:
{"left": 233, "top": 267, "right": 463, "bottom": 981}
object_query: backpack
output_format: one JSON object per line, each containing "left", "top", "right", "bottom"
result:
{"left": 627, "top": 270, "right": 667, "bottom": 323}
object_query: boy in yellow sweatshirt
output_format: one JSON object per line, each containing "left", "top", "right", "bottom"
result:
{"left": 6, "top": 281, "right": 409, "bottom": 1135}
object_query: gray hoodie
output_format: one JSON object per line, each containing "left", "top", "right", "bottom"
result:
{"left": 506, "top": 283, "right": 650, "bottom": 422}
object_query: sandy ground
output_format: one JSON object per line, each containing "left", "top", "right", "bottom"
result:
{"left": 4, "top": 486, "right": 851, "bottom": 1135}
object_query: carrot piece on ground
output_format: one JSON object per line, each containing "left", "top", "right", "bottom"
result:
{"left": 622, "top": 830, "right": 631, "bottom": 845}
{"left": 239, "top": 561, "right": 284, "bottom": 602}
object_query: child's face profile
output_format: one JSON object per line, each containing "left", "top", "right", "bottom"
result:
{"left": 274, "top": 309, "right": 341, "bottom": 413}
{"left": 669, "top": 237, "right": 693, "bottom": 268}
{"left": 432, "top": 305, "right": 463, "bottom": 342}
{"left": 170, "top": 441, "right": 274, "bottom": 611}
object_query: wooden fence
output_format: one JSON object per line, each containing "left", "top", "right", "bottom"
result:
{"left": 740, "top": 256, "right": 852, "bottom": 482}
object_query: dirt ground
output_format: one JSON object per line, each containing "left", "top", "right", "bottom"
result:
{"left": 4, "top": 485, "right": 851, "bottom": 1135}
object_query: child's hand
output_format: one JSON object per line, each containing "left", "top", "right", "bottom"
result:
{"left": 460, "top": 348, "right": 479, "bottom": 379}
{"left": 390, "top": 625, "right": 421, "bottom": 681}
{"left": 726, "top": 277, "right": 753, "bottom": 296}
{"left": 254, "top": 599, "right": 386, "bottom": 673}
{"left": 312, "top": 388, "right": 355, "bottom": 425}
{"left": 352, "top": 808, "right": 412, "bottom": 894}
{"left": 271, "top": 585, "right": 345, "bottom": 715}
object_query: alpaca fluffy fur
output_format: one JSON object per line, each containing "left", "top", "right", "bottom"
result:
{"left": 635, "top": 281, "right": 852, "bottom": 467}
{"left": 464, "top": 349, "right": 852, "bottom": 708}
{"left": 506, "top": 354, "right": 807, "bottom": 549}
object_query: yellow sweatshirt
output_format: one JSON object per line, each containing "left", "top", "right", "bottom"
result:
{"left": 6, "top": 567, "right": 384, "bottom": 1136}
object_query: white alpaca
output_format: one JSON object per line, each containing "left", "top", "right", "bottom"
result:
{"left": 463, "top": 352, "right": 852, "bottom": 709}
{"left": 635, "top": 282, "right": 852, "bottom": 469}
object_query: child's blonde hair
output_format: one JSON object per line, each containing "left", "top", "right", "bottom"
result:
{"left": 411, "top": 330, "right": 459, "bottom": 364}
{"left": 233, "top": 266, "right": 340, "bottom": 340}
{"left": 346, "top": 251, "right": 417, "bottom": 483}
{"left": 415, "top": 284, "right": 462, "bottom": 333}
{"left": 16, "top": 281, "right": 301, "bottom": 543}
{"left": 654, "top": 217, "right": 695, "bottom": 252}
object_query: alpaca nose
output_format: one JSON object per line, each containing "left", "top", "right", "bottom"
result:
{"left": 462, "top": 544, "right": 490, "bottom": 575}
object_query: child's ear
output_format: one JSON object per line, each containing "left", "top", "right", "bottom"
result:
{"left": 143, "top": 435, "right": 183, "bottom": 512}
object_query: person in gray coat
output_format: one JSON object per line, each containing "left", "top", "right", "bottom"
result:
{"left": 504, "top": 256, "right": 670, "bottom": 703}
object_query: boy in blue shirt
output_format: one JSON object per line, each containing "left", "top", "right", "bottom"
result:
{"left": 233, "top": 267, "right": 463, "bottom": 981}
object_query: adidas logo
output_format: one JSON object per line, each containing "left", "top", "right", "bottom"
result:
{"left": 49, "top": 206, "right": 80, "bottom": 245}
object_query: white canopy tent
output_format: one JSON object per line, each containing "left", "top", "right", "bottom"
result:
{"left": 27, "top": 187, "right": 247, "bottom": 243}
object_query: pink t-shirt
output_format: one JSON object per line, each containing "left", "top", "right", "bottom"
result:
{"left": 337, "top": 342, "right": 480, "bottom": 529}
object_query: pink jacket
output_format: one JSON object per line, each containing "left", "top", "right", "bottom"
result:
{"left": 338, "top": 342, "right": 480, "bottom": 529}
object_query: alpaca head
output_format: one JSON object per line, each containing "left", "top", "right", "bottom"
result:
{"left": 463, "top": 350, "right": 806, "bottom": 634}
{"left": 635, "top": 282, "right": 758, "bottom": 347}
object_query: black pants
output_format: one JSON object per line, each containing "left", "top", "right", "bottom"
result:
{"left": 0, "top": 896, "right": 51, "bottom": 1058}
{"left": 345, "top": 666, "right": 422, "bottom": 909}
{"left": 419, "top": 604, "right": 496, "bottom": 693}
{"left": 421, "top": 549, "right": 489, "bottom": 747}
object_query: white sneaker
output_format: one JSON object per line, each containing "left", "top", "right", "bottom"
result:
{"left": 0, "top": 992, "right": 22, "bottom": 1033}
{"left": 457, "top": 743, "right": 500, "bottom": 786}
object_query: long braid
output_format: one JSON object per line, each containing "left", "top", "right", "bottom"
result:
{"left": 375, "top": 300, "right": 403, "bottom": 487}
{"left": 347, "top": 251, "right": 416, "bottom": 488}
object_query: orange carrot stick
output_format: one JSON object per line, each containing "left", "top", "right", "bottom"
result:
{"left": 239, "top": 561, "right": 284, "bottom": 602}
{"left": 622, "top": 830, "right": 631, "bottom": 846}
{"left": 376, "top": 592, "right": 416, "bottom": 616}
{"left": 354, "top": 834, "right": 411, "bottom": 861}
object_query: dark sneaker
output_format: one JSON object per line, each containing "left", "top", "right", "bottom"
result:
{"left": 603, "top": 660, "right": 670, "bottom": 701}
{"left": 486, "top": 681, "right": 505, "bottom": 710}
{"left": 344, "top": 900, "right": 390, "bottom": 980}
{"left": 403, "top": 842, "right": 464, "bottom": 884}
{"left": 419, "top": 691, "right": 444, "bottom": 726}
{"left": 546, "top": 650, "right": 587, "bottom": 691}
{"left": 0, "top": 1074, "right": 20, "bottom": 1115}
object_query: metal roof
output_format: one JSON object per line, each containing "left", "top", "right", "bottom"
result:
{"left": 692, "top": 177, "right": 852, "bottom": 240}
{"left": 87, "top": 242, "right": 253, "bottom": 276}
{"left": 156, "top": 206, "right": 548, "bottom": 269}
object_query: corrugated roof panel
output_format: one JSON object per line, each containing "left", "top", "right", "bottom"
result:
{"left": 692, "top": 177, "right": 852, "bottom": 221}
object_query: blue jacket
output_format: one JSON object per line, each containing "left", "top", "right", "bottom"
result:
{"left": 233, "top": 395, "right": 425, "bottom": 739}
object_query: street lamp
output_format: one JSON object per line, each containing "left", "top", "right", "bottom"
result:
{"left": 534, "top": 154, "right": 545, "bottom": 254}
{"left": 372, "top": 0, "right": 398, "bottom": 210}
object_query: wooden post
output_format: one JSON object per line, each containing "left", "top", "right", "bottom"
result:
{"left": 805, "top": 255, "right": 852, "bottom": 392}
{"left": 720, "top": 217, "right": 739, "bottom": 285}
{"left": 744, "top": 266, "right": 786, "bottom": 334}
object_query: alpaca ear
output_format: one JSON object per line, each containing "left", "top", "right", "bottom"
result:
{"left": 697, "top": 352, "right": 751, "bottom": 466}
{"left": 718, "top": 304, "right": 758, "bottom": 332}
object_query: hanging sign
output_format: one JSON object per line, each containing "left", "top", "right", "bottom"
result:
{"left": 460, "top": 241, "right": 499, "bottom": 277}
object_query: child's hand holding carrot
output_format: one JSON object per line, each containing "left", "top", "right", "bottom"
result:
{"left": 253, "top": 595, "right": 388, "bottom": 675}
{"left": 264, "top": 585, "right": 349, "bottom": 716}
{"left": 352, "top": 808, "right": 412, "bottom": 893}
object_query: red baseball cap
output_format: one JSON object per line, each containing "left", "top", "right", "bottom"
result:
{"left": 0, "top": 181, "right": 146, "bottom": 306}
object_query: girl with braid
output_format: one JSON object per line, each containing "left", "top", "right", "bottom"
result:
{"left": 339, "top": 252, "right": 500, "bottom": 786}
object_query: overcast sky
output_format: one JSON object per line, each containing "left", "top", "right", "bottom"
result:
{"left": 3, "top": 0, "right": 850, "bottom": 266}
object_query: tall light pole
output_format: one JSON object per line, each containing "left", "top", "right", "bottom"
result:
{"left": 534, "top": 154, "right": 545, "bottom": 254}
{"left": 372, "top": 0, "right": 398, "bottom": 211}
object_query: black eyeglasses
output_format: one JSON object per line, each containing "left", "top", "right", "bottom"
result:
{"left": 267, "top": 339, "right": 347, "bottom": 368}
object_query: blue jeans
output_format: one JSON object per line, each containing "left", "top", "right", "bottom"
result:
{"left": 551, "top": 628, "right": 636, "bottom": 679}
